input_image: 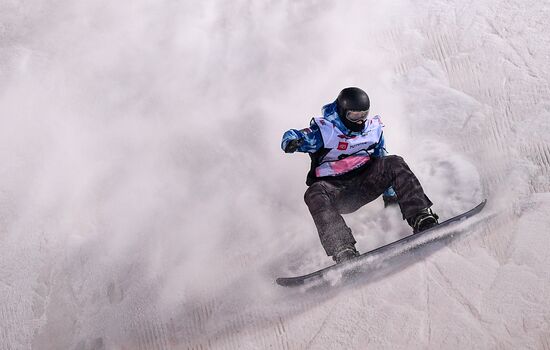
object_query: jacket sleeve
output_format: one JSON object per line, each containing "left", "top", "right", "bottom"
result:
{"left": 281, "top": 119, "right": 324, "bottom": 153}
{"left": 371, "top": 132, "right": 387, "bottom": 158}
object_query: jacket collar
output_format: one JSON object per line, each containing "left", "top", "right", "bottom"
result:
{"left": 321, "top": 101, "right": 365, "bottom": 136}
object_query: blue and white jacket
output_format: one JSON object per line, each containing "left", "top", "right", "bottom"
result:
{"left": 281, "top": 101, "right": 396, "bottom": 197}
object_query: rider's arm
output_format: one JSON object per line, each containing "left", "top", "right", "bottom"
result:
{"left": 281, "top": 119, "right": 324, "bottom": 153}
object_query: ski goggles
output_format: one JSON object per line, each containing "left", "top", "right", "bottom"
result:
{"left": 345, "top": 109, "right": 369, "bottom": 123}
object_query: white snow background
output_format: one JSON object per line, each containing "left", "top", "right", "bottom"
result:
{"left": 1, "top": 0, "right": 549, "bottom": 349}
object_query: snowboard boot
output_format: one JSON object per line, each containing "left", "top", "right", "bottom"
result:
{"left": 332, "top": 245, "right": 360, "bottom": 264}
{"left": 407, "top": 208, "right": 439, "bottom": 233}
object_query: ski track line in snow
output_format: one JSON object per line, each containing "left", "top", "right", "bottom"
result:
{"left": 2, "top": 1, "right": 550, "bottom": 349}
{"left": 130, "top": 311, "right": 170, "bottom": 350}
{"left": 150, "top": 2, "right": 546, "bottom": 349}
{"left": 0, "top": 302, "right": 17, "bottom": 350}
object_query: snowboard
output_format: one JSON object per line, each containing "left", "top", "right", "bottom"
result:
{"left": 276, "top": 199, "right": 487, "bottom": 287}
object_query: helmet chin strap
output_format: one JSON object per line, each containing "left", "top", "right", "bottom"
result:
{"left": 341, "top": 115, "right": 365, "bottom": 132}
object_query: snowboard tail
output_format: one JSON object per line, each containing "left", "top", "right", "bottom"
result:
{"left": 276, "top": 199, "right": 487, "bottom": 287}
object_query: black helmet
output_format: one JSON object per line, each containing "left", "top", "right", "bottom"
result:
{"left": 336, "top": 87, "right": 370, "bottom": 132}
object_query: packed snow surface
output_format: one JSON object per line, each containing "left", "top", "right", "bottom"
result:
{"left": 1, "top": 0, "right": 550, "bottom": 349}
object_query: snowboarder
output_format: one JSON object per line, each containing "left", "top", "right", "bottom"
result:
{"left": 281, "top": 87, "right": 439, "bottom": 264}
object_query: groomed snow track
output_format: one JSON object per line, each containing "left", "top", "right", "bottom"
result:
{"left": 1, "top": 0, "right": 550, "bottom": 349}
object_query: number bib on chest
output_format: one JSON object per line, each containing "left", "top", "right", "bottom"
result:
{"left": 313, "top": 117, "right": 383, "bottom": 177}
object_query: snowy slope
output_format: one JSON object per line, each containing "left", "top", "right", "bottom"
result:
{"left": 1, "top": 0, "right": 549, "bottom": 349}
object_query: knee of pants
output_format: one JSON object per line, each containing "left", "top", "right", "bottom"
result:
{"left": 304, "top": 182, "right": 334, "bottom": 209}
{"left": 385, "top": 155, "right": 410, "bottom": 171}
{"left": 386, "top": 154, "right": 405, "bottom": 165}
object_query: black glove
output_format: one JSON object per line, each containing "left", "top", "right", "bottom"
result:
{"left": 284, "top": 138, "right": 304, "bottom": 153}
{"left": 383, "top": 194, "right": 399, "bottom": 207}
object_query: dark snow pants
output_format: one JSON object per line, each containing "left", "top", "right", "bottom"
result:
{"left": 304, "top": 155, "right": 432, "bottom": 256}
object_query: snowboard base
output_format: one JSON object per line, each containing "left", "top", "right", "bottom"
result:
{"left": 276, "top": 199, "right": 487, "bottom": 287}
